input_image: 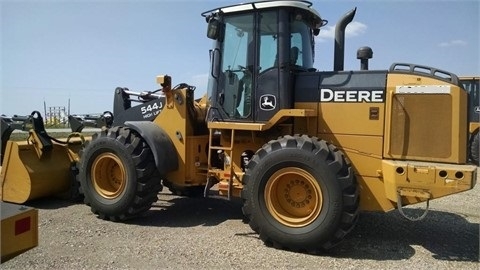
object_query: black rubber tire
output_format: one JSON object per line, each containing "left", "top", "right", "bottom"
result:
{"left": 241, "top": 135, "right": 359, "bottom": 253}
{"left": 79, "top": 127, "right": 161, "bottom": 221}
{"left": 470, "top": 131, "right": 479, "bottom": 165}
{"left": 62, "top": 165, "right": 84, "bottom": 202}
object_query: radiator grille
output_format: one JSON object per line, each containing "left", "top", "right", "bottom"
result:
{"left": 390, "top": 94, "right": 452, "bottom": 158}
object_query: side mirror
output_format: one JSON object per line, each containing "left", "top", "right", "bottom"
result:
{"left": 207, "top": 19, "right": 223, "bottom": 41}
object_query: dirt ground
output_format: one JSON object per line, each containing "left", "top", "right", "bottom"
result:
{"left": 1, "top": 169, "right": 479, "bottom": 269}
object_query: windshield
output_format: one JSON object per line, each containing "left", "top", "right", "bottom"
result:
{"left": 222, "top": 17, "right": 252, "bottom": 73}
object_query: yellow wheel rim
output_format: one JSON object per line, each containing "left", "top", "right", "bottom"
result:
{"left": 91, "top": 153, "right": 126, "bottom": 199}
{"left": 264, "top": 167, "right": 323, "bottom": 228}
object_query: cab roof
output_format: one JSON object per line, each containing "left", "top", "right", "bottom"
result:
{"left": 201, "top": 0, "right": 323, "bottom": 28}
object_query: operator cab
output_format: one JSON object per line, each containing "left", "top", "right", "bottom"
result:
{"left": 203, "top": 0, "right": 324, "bottom": 122}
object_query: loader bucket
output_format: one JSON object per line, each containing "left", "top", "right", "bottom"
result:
{"left": 0, "top": 140, "right": 79, "bottom": 204}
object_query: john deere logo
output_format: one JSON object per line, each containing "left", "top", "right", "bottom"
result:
{"left": 260, "top": 95, "right": 276, "bottom": 111}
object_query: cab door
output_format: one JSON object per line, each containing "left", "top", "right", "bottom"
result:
{"left": 213, "top": 13, "right": 255, "bottom": 121}
{"left": 255, "top": 9, "right": 314, "bottom": 121}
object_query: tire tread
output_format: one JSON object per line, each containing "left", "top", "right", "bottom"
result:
{"left": 79, "top": 127, "right": 161, "bottom": 221}
{"left": 241, "top": 134, "right": 360, "bottom": 253}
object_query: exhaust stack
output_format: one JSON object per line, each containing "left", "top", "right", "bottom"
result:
{"left": 334, "top": 8, "right": 357, "bottom": 71}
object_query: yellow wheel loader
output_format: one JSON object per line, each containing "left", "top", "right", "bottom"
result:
{"left": 459, "top": 76, "right": 479, "bottom": 165}
{"left": 1, "top": 0, "right": 478, "bottom": 253}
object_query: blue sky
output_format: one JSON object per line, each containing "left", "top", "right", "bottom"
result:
{"left": 1, "top": 0, "right": 479, "bottom": 116}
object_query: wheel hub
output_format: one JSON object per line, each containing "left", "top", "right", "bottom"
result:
{"left": 91, "top": 153, "right": 126, "bottom": 199}
{"left": 265, "top": 167, "right": 323, "bottom": 228}
{"left": 284, "top": 179, "right": 313, "bottom": 208}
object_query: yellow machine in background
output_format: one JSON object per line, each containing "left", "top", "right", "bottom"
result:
{"left": 1, "top": 1, "right": 478, "bottom": 253}
{"left": 459, "top": 76, "right": 479, "bottom": 165}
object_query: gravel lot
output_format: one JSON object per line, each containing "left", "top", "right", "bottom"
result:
{"left": 2, "top": 171, "right": 479, "bottom": 269}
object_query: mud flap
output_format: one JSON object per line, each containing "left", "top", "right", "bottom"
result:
{"left": 124, "top": 121, "right": 178, "bottom": 175}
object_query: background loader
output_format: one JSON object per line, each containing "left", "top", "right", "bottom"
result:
{"left": 459, "top": 76, "right": 479, "bottom": 165}
{"left": 1, "top": 0, "right": 478, "bottom": 253}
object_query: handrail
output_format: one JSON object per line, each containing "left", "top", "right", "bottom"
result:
{"left": 389, "top": 62, "right": 459, "bottom": 85}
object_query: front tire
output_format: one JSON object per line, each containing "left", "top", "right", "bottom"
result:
{"left": 79, "top": 127, "right": 161, "bottom": 221}
{"left": 241, "top": 135, "right": 359, "bottom": 253}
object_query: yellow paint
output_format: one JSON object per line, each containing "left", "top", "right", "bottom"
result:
{"left": 1, "top": 202, "right": 38, "bottom": 262}
{"left": 384, "top": 73, "right": 468, "bottom": 163}
{"left": 1, "top": 138, "right": 81, "bottom": 204}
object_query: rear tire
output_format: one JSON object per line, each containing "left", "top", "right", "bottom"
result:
{"left": 79, "top": 127, "right": 161, "bottom": 221}
{"left": 241, "top": 135, "right": 359, "bottom": 253}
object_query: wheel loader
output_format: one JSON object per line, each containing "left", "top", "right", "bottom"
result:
{"left": 459, "top": 76, "right": 479, "bottom": 165}
{"left": 1, "top": 0, "right": 478, "bottom": 253}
